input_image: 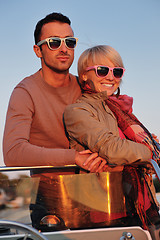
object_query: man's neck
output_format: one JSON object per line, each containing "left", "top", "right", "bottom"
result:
{"left": 40, "top": 68, "right": 71, "bottom": 88}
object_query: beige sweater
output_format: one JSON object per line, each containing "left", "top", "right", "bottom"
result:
{"left": 3, "top": 70, "right": 81, "bottom": 167}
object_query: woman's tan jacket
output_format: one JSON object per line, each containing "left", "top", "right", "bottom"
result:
{"left": 64, "top": 91, "right": 151, "bottom": 166}
{"left": 64, "top": 91, "right": 158, "bottom": 206}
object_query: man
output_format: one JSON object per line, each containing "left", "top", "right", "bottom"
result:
{"left": 3, "top": 12, "right": 105, "bottom": 230}
{"left": 3, "top": 12, "right": 105, "bottom": 171}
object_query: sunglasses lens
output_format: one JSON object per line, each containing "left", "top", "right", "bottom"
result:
{"left": 97, "top": 66, "right": 109, "bottom": 77}
{"left": 113, "top": 68, "right": 124, "bottom": 78}
{"left": 65, "top": 38, "right": 77, "bottom": 49}
{"left": 49, "top": 38, "right": 61, "bottom": 49}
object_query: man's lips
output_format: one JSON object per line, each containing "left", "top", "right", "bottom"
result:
{"left": 57, "top": 54, "right": 70, "bottom": 60}
{"left": 57, "top": 56, "right": 69, "bottom": 61}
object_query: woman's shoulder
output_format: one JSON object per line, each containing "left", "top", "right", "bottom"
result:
{"left": 64, "top": 93, "right": 102, "bottom": 119}
{"left": 65, "top": 98, "right": 89, "bottom": 112}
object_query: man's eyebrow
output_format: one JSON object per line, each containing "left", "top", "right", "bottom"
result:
{"left": 48, "top": 35, "right": 74, "bottom": 38}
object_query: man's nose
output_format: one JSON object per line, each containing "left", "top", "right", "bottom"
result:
{"left": 60, "top": 40, "right": 68, "bottom": 52}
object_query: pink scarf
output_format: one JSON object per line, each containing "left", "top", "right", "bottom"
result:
{"left": 107, "top": 95, "right": 160, "bottom": 162}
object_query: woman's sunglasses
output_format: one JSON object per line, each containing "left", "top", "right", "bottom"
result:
{"left": 86, "top": 65, "right": 125, "bottom": 79}
{"left": 37, "top": 37, "right": 78, "bottom": 50}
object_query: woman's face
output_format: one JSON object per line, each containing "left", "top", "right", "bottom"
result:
{"left": 83, "top": 58, "right": 121, "bottom": 96}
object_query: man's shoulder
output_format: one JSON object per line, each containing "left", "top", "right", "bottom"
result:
{"left": 69, "top": 74, "right": 80, "bottom": 88}
{"left": 16, "top": 70, "right": 41, "bottom": 90}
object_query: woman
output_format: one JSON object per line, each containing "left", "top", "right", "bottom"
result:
{"left": 64, "top": 45, "right": 160, "bottom": 229}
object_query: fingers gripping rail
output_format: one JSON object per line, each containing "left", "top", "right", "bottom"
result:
{"left": 150, "top": 159, "right": 160, "bottom": 182}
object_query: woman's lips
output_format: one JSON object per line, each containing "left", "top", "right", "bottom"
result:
{"left": 101, "top": 83, "right": 113, "bottom": 87}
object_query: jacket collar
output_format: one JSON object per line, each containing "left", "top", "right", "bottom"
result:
{"left": 81, "top": 91, "right": 108, "bottom": 101}
{"left": 79, "top": 91, "right": 117, "bottom": 118}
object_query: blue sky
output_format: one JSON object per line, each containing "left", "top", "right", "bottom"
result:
{"left": 0, "top": 0, "right": 160, "bottom": 166}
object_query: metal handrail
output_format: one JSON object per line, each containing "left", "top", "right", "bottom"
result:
{"left": 150, "top": 159, "right": 160, "bottom": 182}
{"left": 0, "top": 220, "right": 48, "bottom": 240}
{"left": 0, "top": 160, "right": 160, "bottom": 182}
{"left": 0, "top": 164, "right": 77, "bottom": 172}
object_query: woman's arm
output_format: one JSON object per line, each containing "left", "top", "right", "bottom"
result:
{"left": 64, "top": 103, "right": 151, "bottom": 166}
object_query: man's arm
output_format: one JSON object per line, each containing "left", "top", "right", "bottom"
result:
{"left": 3, "top": 88, "right": 75, "bottom": 167}
{"left": 3, "top": 87, "right": 105, "bottom": 171}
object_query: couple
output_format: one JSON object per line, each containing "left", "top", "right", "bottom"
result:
{"left": 3, "top": 12, "right": 160, "bottom": 231}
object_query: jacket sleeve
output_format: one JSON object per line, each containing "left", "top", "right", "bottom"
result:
{"left": 64, "top": 103, "right": 152, "bottom": 166}
{"left": 3, "top": 88, "right": 75, "bottom": 167}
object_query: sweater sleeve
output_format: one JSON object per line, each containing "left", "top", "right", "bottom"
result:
{"left": 64, "top": 103, "right": 152, "bottom": 166}
{"left": 3, "top": 88, "right": 75, "bottom": 167}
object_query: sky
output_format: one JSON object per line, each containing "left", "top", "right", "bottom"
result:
{"left": 0, "top": 0, "right": 160, "bottom": 168}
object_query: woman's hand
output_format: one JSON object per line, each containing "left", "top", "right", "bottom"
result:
{"left": 75, "top": 150, "right": 106, "bottom": 173}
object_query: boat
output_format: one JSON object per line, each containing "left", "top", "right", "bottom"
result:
{"left": 0, "top": 160, "right": 159, "bottom": 240}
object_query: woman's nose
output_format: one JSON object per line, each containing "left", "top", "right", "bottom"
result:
{"left": 106, "top": 70, "right": 114, "bottom": 80}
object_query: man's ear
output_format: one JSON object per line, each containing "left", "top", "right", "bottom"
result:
{"left": 33, "top": 45, "right": 42, "bottom": 58}
{"left": 82, "top": 74, "right": 87, "bottom": 81}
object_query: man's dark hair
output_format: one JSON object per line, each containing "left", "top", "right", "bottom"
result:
{"left": 34, "top": 12, "right": 71, "bottom": 44}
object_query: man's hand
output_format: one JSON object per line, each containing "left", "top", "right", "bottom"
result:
{"left": 75, "top": 150, "right": 106, "bottom": 173}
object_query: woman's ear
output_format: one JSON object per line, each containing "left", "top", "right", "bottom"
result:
{"left": 82, "top": 74, "right": 88, "bottom": 81}
{"left": 33, "top": 45, "right": 42, "bottom": 58}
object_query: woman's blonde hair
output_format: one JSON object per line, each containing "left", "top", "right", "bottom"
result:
{"left": 78, "top": 45, "right": 124, "bottom": 81}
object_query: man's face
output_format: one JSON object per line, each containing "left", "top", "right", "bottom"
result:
{"left": 38, "top": 22, "right": 75, "bottom": 73}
